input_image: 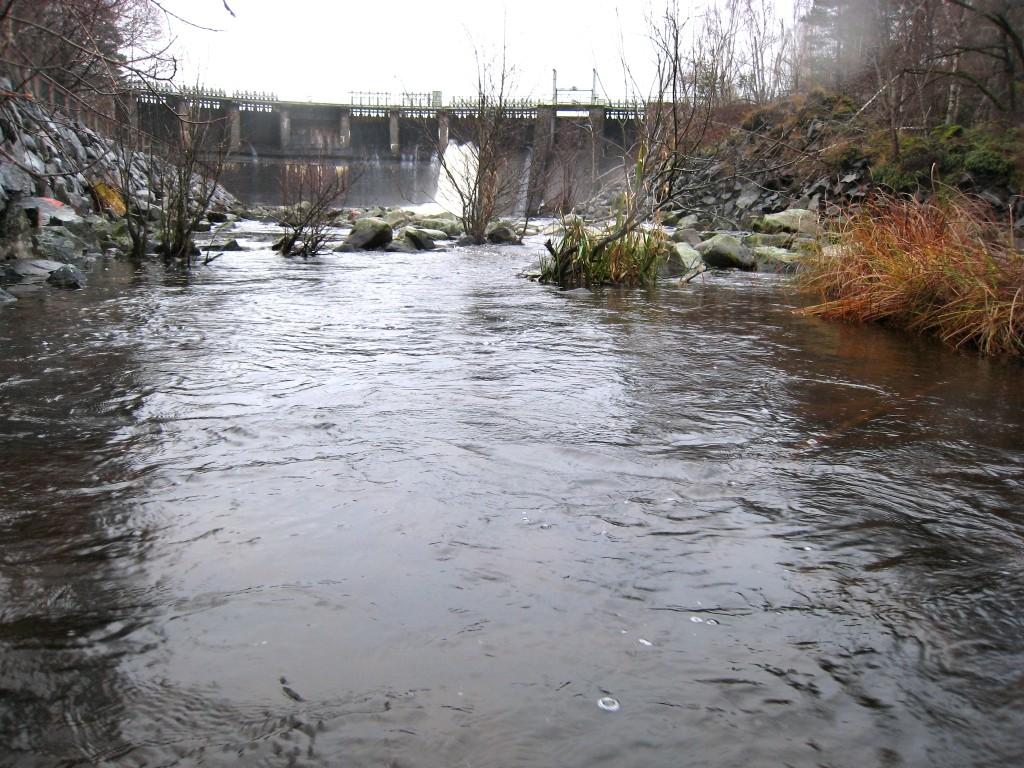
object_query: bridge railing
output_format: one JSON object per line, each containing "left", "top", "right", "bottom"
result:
{"left": 123, "top": 81, "right": 648, "bottom": 117}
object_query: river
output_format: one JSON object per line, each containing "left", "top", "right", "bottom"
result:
{"left": 1, "top": 223, "right": 1023, "bottom": 767}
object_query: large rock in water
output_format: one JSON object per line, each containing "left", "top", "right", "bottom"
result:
{"left": 46, "top": 263, "right": 86, "bottom": 289}
{"left": 486, "top": 223, "right": 520, "bottom": 245}
{"left": 1, "top": 258, "right": 67, "bottom": 283}
{"left": 344, "top": 217, "right": 392, "bottom": 250}
{"left": 403, "top": 227, "right": 437, "bottom": 250}
{"left": 695, "top": 234, "right": 755, "bottom": 270}
{"left": 754, "top": 208, "right": 820, "bottom": 236}
{"left": 659, "top": 243, "right": 703, "bottom": 278}
{"left": 752, "top": 246, "right": 800, "bottom": 273}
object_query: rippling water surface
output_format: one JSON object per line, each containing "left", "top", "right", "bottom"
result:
{"left": 1, "top": 225, "right": 1023, "bottom": 767}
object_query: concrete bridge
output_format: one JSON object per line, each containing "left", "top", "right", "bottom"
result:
{"left": 131, "top": 85, "right": 644, "bottom": 163}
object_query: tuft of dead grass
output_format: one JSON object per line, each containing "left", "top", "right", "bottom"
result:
{"left": 800, "top": 193, "right": 1024, "bottom": 357}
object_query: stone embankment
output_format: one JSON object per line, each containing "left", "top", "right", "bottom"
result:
{"left": 0, "top": 80, "right": 235, "bottom": 299}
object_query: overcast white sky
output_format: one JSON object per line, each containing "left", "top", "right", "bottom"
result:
{"left": 160, "top": 0, "right": 674, "bottom": 103}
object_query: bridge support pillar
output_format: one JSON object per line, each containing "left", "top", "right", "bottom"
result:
{"left": 588, "top": 106, "right": 605, "bottom": 193}
{"left": 437, "top": 111, "right": 449, "bottom": 149}
{"left": 389, "top": 111, "right": 400, "bottom": 156}
{"left": 279, "top": 108, "right": 291, "bottom": 150}
{"left": 227, "top": 102, "right": 241, "bottom": 152}
{"left": 339, "top": 109, "right": 351, "bottom": 150}
{"left": 527, "top": 106, "right": 557, "bottom": 215}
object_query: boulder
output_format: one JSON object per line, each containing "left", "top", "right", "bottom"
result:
{"left": 416, "top": 217, "right": 463, "bottom": 238}
{"left": 344, "top": 217, "right": 393, "bottom": 250}
{"left": 735, "top": 183, "right": 760, "bottom": 211}
{"left": 695, "top": 234, "right": 755, "bottom": 270}
{"left": 34, "top": 227, "right": 95, "bottom": 265}
{"left": 384, "top": 209, "right": 412, "bottom": 228}
{"left": 752, "top": 246, "right": 800, "bottom": 273}
{"left": 0, "top": 258, "right": 67, "bottom": 284}
{"left": 46, "top": 263, "right": 86, "bottom": 289}
{"left": 659, "top": 243, "right": 703, "bottom": 278}
{"left": 671, "top": 227, "right": 701, "bottom": 246}
{"left": 384, "top": 238, "right": 418, "bottom": 253}
{"left": 403, "top": 227, "right": 436, "bottom": 250}
{"left": 204, "top": 238, "right": 244, "bottom": 252}
{"left": 207, "top": 211, "right": 230, "bottom": 223}
{"left": 486, "top": 223, "right": 519, "bottom": 245}
{"left": 754, "top": 208, "right": 820, "bottom": 236}
{"left": 743, "top": 232, "right": 794, "bottom": 248}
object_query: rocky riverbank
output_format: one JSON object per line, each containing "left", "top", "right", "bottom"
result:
{"left": 0, "top": 80, "right": 237, "bottom": 299}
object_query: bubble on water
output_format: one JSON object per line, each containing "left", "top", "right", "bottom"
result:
{"left": 597, "top": 697, "right": 620, "bottom": 712}
{"left": 637, "top": 638, "right": 653, "bottom": 646}
{"left": 705, "top": 619, "right": 719, "bottom": 625}
{"left": 690, "top": 616, "right": 704, "bottom": 623}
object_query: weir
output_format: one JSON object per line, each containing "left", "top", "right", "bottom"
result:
{"left": 129, "top": 85, "right": 643, "bottom": 164}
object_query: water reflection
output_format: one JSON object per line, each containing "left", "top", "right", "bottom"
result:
{"left": 0, "top": 241, "right": 1022, "bottom": 766}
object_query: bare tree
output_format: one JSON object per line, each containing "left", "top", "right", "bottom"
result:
{"left": 544, "top": 1, "right": 717, "bottom": 284}
{"left": 150, "top": 101, "right": 228, "bottom": 263}
{"left": 274, "top": 162, "right": 352, "bottom": 257}
{"left": 436, "top": 44, "right": 533, "bottom": 244}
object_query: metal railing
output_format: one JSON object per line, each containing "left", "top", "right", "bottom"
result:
{"left": 124, "top": 81, "right": 647, "bottom": 116}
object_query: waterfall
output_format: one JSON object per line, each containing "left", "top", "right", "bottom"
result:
{"left": 434, "top": 139, "right": 477, "bottom": 215}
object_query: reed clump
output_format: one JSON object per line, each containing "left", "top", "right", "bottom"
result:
{"left": 800, "top": 193, "right": 1024, "bottom": 357}
{"left": 541, "top": 215, "right": 667, "bottom": 289}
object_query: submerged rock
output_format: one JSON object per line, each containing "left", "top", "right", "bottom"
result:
{"left": 46, "top": 263, "right": 86, "bottom": 289}
{"left": 0, "top": 286, "right": 16, "bottom": 302}
{"left": 695, "top": 234, "right": 755, "bottom": 270}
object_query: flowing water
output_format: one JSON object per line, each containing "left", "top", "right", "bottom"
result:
{"left": 1, "top": 225, "right": 1023, "bottom": 767}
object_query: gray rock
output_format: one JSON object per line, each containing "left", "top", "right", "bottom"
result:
{"left": 736, "top": 183, "right": 760, "bottom": 210}
{"left": 486, "top": 223, "right": 519, "bottom": 245}
{"left": 384, "top": 209, "right": 412, "bottom": 228}
{"left": 695, "top": 234, "right": 755, "bottom": 270}
{"left": 754, "top": 208, "right": 820, "bottom": 236}
{"left": 0, "top": 161, "right": 36, "bottom": 196}
{"left": 34, "top": 227, "right": 95, "bottom": 265}
{"left": 46, "top": 263, "right": 86, "bottom": 289}
{"left": 403, "top": 227, "right": 436, "bottom": 250}
{"left": 743, "top": 232, "right": 794, "bottom": 248}
{"left": 384, "top": 238, "right": 418, "bottom": 253}
{"left": 659, "top": 243, "right": 703, "bottom": 278}
{"left": 0, "top": 286, "right": 15, "bottom": 303}
{"left": 671, "top": 227, "right": 701, "bottom": 246}
{"left": 752, "top": 246, "right": 800, "bottom": 273}
{"left": 344, "top": 217, "right": 393, "bottom": 250}
{"left": 415, "top": 217, "right": 463, "bottom": 238}
{"left": 3, "top": 258, "right": 68, "bottom": 283}
{"left": 204, "top": 238, "right": 244, "bottom": 252}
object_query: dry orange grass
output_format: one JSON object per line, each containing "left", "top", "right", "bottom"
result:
{"left": 801, "top": 194, "right": 1024, "bottom": 357}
